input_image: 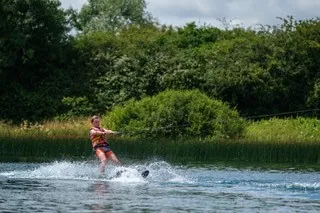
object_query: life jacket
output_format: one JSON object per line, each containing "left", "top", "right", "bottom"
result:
{"left": 89, "top": 127, "right": 109, "bottom": 148}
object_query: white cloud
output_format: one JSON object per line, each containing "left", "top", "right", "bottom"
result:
{"left": 60, "top": 0, "right": 87, "bottom": 10}
{"left": 146, "top": 0, "right": 320, "bottom": 27}
{"left": 59, "top": 0, "right": 320, "bottom": 27}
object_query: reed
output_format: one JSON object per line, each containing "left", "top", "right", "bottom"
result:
{"left": 0, "top": 138, "right": 91, "bottom": 162}
{"left": 0, "top": 117, "right": 319, "bottom": 164}
{"left": 111, "top": 138, "right": 319, "bottom": 164}
{"left": 0, "top": 118, "right": 92, "bottom": 162}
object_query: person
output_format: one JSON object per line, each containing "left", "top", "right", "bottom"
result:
{"left": 89, "top": 115, "right": 120, "bottom": 174}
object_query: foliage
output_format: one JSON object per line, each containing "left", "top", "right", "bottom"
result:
{"left": 104, "top": 90, "right": 245, "bottom": 139}
{"left": 200, "top": 35, "right": 277, "bottom": 116}
{"left": 67, "top": 17, "right": 320, "bottom": 119}
{"left": 77, "top": 0, "right": 154, "bottom": 33}
{"left": 70, "top": 26, "right": 179, "bottom": 113}
{"left": 0, "top": 0, "right": 78, "bottom": 122}
{"left": 1, "top": 0, "right": 320, "bottom": 124}
{"left": 264, "top": 16, "right": 320, "bottom": 114}
{"left": 60, "top": 97, "right": 94, "bottom": 117}
{"left": 245, "top": 117, "right": 320, "bottom": 143}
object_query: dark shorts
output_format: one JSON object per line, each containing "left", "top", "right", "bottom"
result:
{"left": 95, "top": 148, "right": 114, "bottom": 158}
{"left": 93, "top": 144, "right": 113, "bottom": 157}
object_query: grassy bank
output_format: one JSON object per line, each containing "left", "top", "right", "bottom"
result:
{"left": 0, "top": 117, "right": 319, "bottom": 164}
{"left": 245, "top": 117, "right": 320, "bottom": 143}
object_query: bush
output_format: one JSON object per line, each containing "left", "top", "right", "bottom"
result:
{"left": 104, "top": 90, "right": 245, "bottom": 139}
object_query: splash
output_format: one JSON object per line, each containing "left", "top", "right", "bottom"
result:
{"left": 0, "top": 160, "right": 192, "bottom": 184}
{"left": 146, "top": 161, "right": 194, "bottom": 184}
{"left": 0, "top": 161, "right": 97, "bottom": 181}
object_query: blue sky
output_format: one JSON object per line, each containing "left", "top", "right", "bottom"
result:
{"left": 60, "top": 0, "right": 320, "bottom": 28}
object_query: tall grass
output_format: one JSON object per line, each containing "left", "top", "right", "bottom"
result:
{"left": 0, "top": 117, "right": 319, "bottom": 164}
{"left": 0, "top": 118, "right": 92, "bottom": 162}
{"left": 0, "top": 118, "right": 90, "bottom": 139}
{"left": 244, "top": 117, "right": 320, "bottom": 143}
{"left": 111, "top": 138, "right": 319, "bottom": 164}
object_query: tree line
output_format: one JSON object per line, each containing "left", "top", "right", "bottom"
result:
{"left": 1, "top": 0, "right": 320, "bottom": 123}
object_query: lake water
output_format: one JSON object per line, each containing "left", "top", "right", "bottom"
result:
{"left": 0, "top": 160, "right": 319, "bottom": 212}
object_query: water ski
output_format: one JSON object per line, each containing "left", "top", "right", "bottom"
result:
{"left": 115, "top": 170, "right": 124, "bottom": 177}
{"left": 141, "top": 170, "right": 149, "bottom": 178}
{"left": 115, "top": 170, "right": 149, "bottom": 178}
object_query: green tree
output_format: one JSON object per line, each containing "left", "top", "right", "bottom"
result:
{"left": 175, "top": 22, "right": 221, "bottom": 48}
{"left": 199, "top": 35, "right": 276, "bottom": 117}
{"left": 266, "top": 16, "right": 320, "bottom": 113}
{"left": 77, "top": 0, "right": 154, "bottom": 33}
{"left": 0, "top": 0, "right": 73, "bottom": 122}
{"left": 64, "top": 16, "right": 320, "bottom": 119}
{"left": 68, "top": 26, "right": 178, "bottom": 115}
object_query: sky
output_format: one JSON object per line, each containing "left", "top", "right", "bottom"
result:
{"left": 60, "top": 0, "right": 320, "bottom": 28}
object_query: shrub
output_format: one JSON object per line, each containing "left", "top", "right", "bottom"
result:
{"left": 104, "top": 90, "right": 245, "bottom": 139}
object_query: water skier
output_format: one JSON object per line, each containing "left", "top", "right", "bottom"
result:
{"left": 89, "top": 115, "right": 120, "bottom": 174}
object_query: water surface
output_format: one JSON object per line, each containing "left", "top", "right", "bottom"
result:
{"left": 0, "top": 161, "right": 319, "bottom": 212}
